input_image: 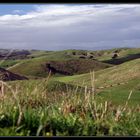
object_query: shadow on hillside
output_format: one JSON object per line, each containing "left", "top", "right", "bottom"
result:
{"left": 102, "top": 53, "right": 140, "bottom": 65}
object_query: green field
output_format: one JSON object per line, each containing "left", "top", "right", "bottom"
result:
{"left": 0, "top": 48, "right": 140, "bottom": 136}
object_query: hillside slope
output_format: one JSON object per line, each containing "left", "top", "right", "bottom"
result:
{"left": 8, "top": 56, "right": 111, "bottom": 78}
{"left": 56, "top": 58, "right": 140, "bottom": 88}
{"left": 96, "top": 47, "right": 140, "bottom": 61}
{"left": 3, "top": 47, "right": 140, "bottom": 78}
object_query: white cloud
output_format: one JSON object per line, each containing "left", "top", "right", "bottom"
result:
{"left": 0, "top": 4, "right": 139, "bottom": 27}
{"left": 0, "top": 4, "right": 140, "bottom": 50}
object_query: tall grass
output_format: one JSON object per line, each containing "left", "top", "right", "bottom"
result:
{"left": 0, "top": 72, "right": 140, "bottom": 136}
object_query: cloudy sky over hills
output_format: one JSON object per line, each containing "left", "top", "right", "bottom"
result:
{"left": 0, "top": 4, "right": 140, "bottom": 50}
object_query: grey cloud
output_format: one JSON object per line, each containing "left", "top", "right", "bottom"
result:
{"left": 0, "top": 4, "right": 140, "bottom": 50}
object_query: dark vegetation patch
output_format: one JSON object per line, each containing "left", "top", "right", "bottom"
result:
{"left": 103, "top": 53, "right": 140, "bottom": 65}
{"left": 0, "top": 67, "right": 28, "bottom": 81}
{"left": 79, "top": 56, "right": 86, "bottom": 59}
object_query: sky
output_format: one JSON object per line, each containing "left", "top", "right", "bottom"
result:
{"left": 0, "top": 4, "right": 140, "bottom": 51}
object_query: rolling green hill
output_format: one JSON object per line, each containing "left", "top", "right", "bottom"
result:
{"left": 7, "top": 51, "right": 111, "bottom": 78}
{"left": 95, "top": 47, "right": 140, "bottom": 61}
{"left": 5, "top": 47, "right": 139, "bottom": 78}
{"left": 0, "top": 47, "right": 138, "bottom": 68}
{"left": 54, "top": 58, "right": 140, "bottom": 105}
{"left": 55, "top": 58, "right": 140, "bottom": 87}
{"left": 1, "top": 48, "right": 140, "bottom": 136}
{"left": 6, "top": 57, "right": 140, "bottom": 106}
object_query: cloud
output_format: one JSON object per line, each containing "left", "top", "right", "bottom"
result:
{"left": 0, "top": 4, "right": 140, "bottom": 50}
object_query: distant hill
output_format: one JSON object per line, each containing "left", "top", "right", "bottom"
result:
{"left": 0, "top": 49, "right": 31, "bottom": 60}
{"left": 96, "top": 47, "right": 140, "bottom": 61}
{"left": 1, "top": 47, "right": 140, "bottom": 78}
{"left": 8, "top": 58, "right": 112, "bottom": 78}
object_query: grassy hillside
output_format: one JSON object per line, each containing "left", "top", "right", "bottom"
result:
{"left": 0, "top": 47, "right": 139, "bottom": 77}
{"left": 0, "top": 59, "right": 21, "bottom": 68}
{"left": 97, "top": 78, "right": 140, "bottom": 106}
{"left": 55, "top": 58, "right": 140, "bottom": 105}
{"left": 96, "top": 47, "right": 140, "bottom": 61}
{"left": 1, "top": 78, "right": 140, "bottom": 136}
{"left": 8, "top": 51, "right": 111, "bottom": 78}
{"left": 56, "top": 58, "right": 140, "bottom": 87}
{"left": 1, "top": 48, "right": 140, "bottom": 105}
{"left": 0, "top": 48, "right": 140, "bottom": 136}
